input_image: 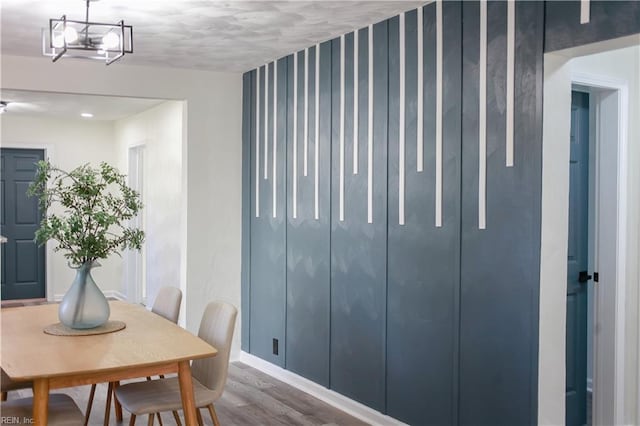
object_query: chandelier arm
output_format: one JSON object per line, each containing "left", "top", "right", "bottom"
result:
{"left": 105, "top": 20, "right": 125, "bottom": 65}
{"left": 84, "top": 0, "right": 90, "bottom": 45}
{"left": 52, "top": 15, "right": 68, "bottom": 62}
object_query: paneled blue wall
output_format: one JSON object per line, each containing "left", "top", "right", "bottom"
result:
{"left": 544, "top": 0, "right": 640, "bottom": 52}
{"left": 285, "top": 42, "right": 331, "bottom": 386}
{"left": 239, "top": 1, "right": 636, "bottom": 424}
{"left": 386, "top": 4, "right": 461, "bottom": 424}
{"left": 460, "top": 2, "right": 543, "bottom": 423}
{"left": 247, "top": 59, "right": 288, "bottom": 367}
{"left": 329, "top": 24, "right": 389, "bottom": 410}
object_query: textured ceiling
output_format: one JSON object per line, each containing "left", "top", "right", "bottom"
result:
{"left": 0, "top": 1, "right": 424, "bottom": 72}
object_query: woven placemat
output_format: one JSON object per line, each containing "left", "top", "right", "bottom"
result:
{"left": 43, "top": 320, "right": 126, "bottom": 336}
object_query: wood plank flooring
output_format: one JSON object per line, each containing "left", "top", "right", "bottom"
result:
{"left": 6, "top": 362, "right": 367, "bottom": 426}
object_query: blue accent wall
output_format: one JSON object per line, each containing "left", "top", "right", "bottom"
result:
{"left": 239, "top": 1, "right": 638, "bottom": 424}
{"left": 328, "top": 25, "right": 389, "bottom": 411}
{"left": 386, "top": 4, "right": 461, "bottom": 424}
{"left": 285, "top": 42, "right": 332, "bottom": 387}
{"left": 460, "top": 2, "right": 543, "bottom": 424}
{"left": 241, "top": 72, "right": 252, "bottom": 351}
{"left": 248, "top": 59, "right": 288, "bottom": 367}
{"left": 544, "top": 1, "right": 640, "bottom": 52}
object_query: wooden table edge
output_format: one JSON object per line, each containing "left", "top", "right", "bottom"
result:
{"left": 31, "top": 357, "right": 214, "bottom": 426}
{"left": 3, "top": 349, "right": 217, "bottom": 385}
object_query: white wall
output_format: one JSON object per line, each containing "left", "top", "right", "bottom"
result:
{"left": 539, "top": 39, "right": 640, "bottom": 426}
{"left": 114, "top": 101, "right": 184, "bottom": 320}
{"left": 539, "top": 52, "right": 572, "bottom": 426}
{"left": 1, "top": 55, "right": 243, "bottom": 358}
{"left": 0, "top": 115, "right": 123, "bottom": 299}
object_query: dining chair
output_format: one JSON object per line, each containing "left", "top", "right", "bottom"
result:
{"left": 114, "top": 300, "right": 237, "bottom": 426}
{"left": 84, "top": 287, "right": 183, "bottom": 426}
{"left": 1, "top": 368, "right": 32, "bottom": 401}
{"left": 1, "top": 393, "right": 84, "bottom": 425}
{"left": 150, "top": 286, "right": 183, "bottom": 323}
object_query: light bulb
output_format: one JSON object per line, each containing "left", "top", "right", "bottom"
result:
{"left": 52, "top": 34, "right": 65, "bottom": 48}
{"left": 64, "top": 26, "right": 78, "bottom": 44}
{"left": 102, "top": 32, "right": 120, "bottom": 49}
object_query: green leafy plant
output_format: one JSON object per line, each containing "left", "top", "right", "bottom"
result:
{"left": 27, "top": 160, "right": 145, "bottom": 266}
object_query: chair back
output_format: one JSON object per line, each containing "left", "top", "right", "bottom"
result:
{"left": 151, "top": 286, "right": 182, "bottom": 323}
{"left": 191, "top": 301, "right": 237, "bottom": 400}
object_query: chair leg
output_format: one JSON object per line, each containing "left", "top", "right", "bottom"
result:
{"left": 114, "top": 381, "right": 123, "bottom": 422}
{"left": 129, "top": 414, "right": 136, "bottom": 426}
{"left": 196, "top": 408, "right": 204, "bottom": 426}
{"left": 147, "top": 413, "right": 155, "bottom": 426}
{"left": 103, "top": 382, "right": 114, "bottom": 426}
{"left": 1, "top": 392, "right": 7, "bottom": 402}
{"left": 84, "top": 384, "right": 97, "bottom": 426}
{"left": 172, "top": 410, "right": 182, "bottom": 426}
{"left": 206, "top": 404, "right": 221, "bottom": 426}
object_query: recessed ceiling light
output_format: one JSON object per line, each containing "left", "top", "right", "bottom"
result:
{"left": 81, "top": 113, "right": 94, "bottom": 118}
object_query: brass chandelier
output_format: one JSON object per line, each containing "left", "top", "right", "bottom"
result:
{"left": 42, "top": 0, "right": 133, "bottom": 65}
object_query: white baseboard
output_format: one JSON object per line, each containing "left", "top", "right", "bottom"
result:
{"left": 52, "top": 290, "right": 127, "bottom": 302}
{"left": 239, "top": 351, "right": 407, "bottom": 426}
{"left": 587, "top": 378, "right": 593, "bottom": 393}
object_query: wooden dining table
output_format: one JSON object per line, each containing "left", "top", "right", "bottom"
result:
{"left": 1, "top": 301, "right": 217, "bottom": 425}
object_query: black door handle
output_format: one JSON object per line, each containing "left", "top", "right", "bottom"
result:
{"left": 578, "top": 271, "right": 592, "bottom": 283}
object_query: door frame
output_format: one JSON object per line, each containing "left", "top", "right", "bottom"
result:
{"left": 539, "top": 41, "right": 632, "bottom": 425}
{"left": 571, "top": 71, "right": 628, "bottom": 426}
{"left": 126, "top": 141, "right": 147, "bottom": 306}
{"left": 1, "top": 144, "right": 55, "bottom": 301}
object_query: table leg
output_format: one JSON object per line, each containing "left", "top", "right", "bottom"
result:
{"left": 104, "top": 382, "right": 114, "bottom": 426}
{"left": 177, "top": 361, "right": 197, "bottom": 426}
{"left": 114, "top": 381, "right": 124, "bottom": 421}
{"left": 32, "top": 378, "right": 49, "bottom": 426}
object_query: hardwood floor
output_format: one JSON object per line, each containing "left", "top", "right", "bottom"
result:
{"left": 6, "top": 362, "right": 367, "bottom": 426}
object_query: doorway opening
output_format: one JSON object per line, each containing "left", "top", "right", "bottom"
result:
{"left": 565, "top": 89, "right": 591, "bottom": 426}
{"left": 572, "top": 72, "right": 628, "bottom": 426}
{"left": 540, "top": 38, "right": 638, "bottom": 426}
{"left": 127, "top": 144, "right": 146, "bottom": 305}
{"left": 0, "top": 90, "right": 186, "bottom": 320}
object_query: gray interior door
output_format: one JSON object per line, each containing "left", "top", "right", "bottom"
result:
{"left": 566, "top": 91, "right": 589, "bottom": 426}
{"left": 1, "top": 148, "right": 46, "bottom": 300}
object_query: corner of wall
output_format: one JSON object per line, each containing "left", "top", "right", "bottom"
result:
{"left": 538, "top": 52, "right": 572, "bottom": 426}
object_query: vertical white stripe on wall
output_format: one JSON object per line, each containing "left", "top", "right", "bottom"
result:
{"left": 435, "top": 0, "right": 443, "bottom": 227}
{"left": 264, "top": 63, "right": 269, "bottom": 180}
{"left": 417, "top": 6, "right": 424, "bottom": 173}
{"left": 506, "top": 0, "right": 515, "bottom": 167}
{"left": 293, "top": 52, "right": 298, "bottom": 219}
{"left": 273, "top": 60, "right": 278, "bottom": 218}
{"left": 367, "top": 25, "right": 374, "bottom": 224}
{"left": 339, "top": 34, "right": 345, "bottom": 222}
{"left": 479, "top": 1, "right": 487, "bottom": 230}
{"left": 399, "top": 13, "right": 406, "bottom": 226}
{"left": 304, "top": 47, "right": 309, "bottom": 176}
{"left": 580, "top": 0, "right": 590, "bottom": 24}
{"left": 353, "top": 30, "right": 359, "bottom": 175}
{"left": 256, "top": 66, "right": 260, "bottom": 217}
{"left": 315, "top": 43, "right": 320, "bottom": 220}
